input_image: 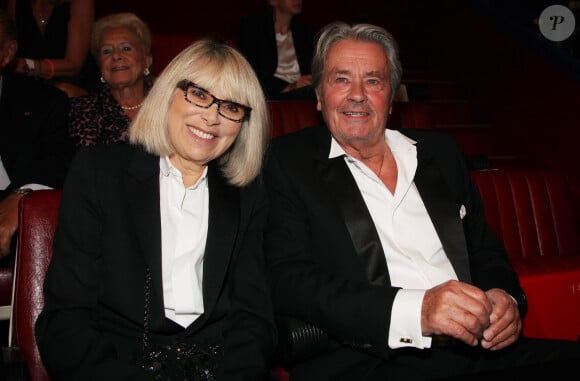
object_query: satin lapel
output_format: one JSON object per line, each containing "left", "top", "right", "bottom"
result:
{"left": 317, "top": 157, "right": 389, "bottom": 286}
{"left": 198, "top": 164, "right": 239, "bottom": 324}
{"left": 414, "top": 156, "right": 471, "bottom": 282}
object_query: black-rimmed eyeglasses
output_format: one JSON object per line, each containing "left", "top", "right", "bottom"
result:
{"left": 176, "top": 80, "right": 251, "bottom": 123}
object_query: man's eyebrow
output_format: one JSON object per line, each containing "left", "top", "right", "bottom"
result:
{"left": 329, "top": 68, "right": 351, "bottom": 75}
{"left": 365, "top": 70, "right": 387, "bottom": 78}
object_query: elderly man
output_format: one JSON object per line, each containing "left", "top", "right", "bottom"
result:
{"left": 0, "top": 7, "right": 74, "bottom": 262}
{"left": 263, "top": 21, "right": 580, "bottom": 380}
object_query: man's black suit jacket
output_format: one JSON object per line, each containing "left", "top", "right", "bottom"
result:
{"left": 35, "top": 145, "right": 277, "bottom": 380}
{"left": 0, "top": 73, "right": 74, "bottom": 265}
{"left": 263, "top": 125, "right": 525, "bottom": 378}
{"left": 0, "top": 73, "right": 74, "bottom": 197}
{"left": 237, "top": 8, "right": 316, "bottom": 99}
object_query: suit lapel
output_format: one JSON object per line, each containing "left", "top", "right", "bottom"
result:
{"left": 414, "top": 150, "right": 471, "bottom": 282}
{"left": 314, "top": 131, "right": 389, "bottom": 286}
{"left": 199, "top": 164, "right": 239, "bottom": 323}
{"left": 314, "top": 126, "right": 471, "bottom": 285}
{"left": 123, "top": 148, "right": 170, "bottom": 329}
{"left": 125, "top": 148, "right": 162, "bottom": 274}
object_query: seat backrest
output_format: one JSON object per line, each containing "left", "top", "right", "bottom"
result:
{"left": 266, "top": 100, "right": 408, "bottom": 138}
{"left": 13, "top": 189, "right": 62, "bottom": 381}
{"left": 150, "top": 33, "right": 199, "bottom": 76}
{"left": 470, "top": 169, "right": 580, "bottom": 261}
{"left": 268, "top": 100, "right": 323, "bottom": 138}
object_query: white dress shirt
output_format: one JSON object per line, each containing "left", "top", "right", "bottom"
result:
{"left": 159, "top": 157, "right": 208, "bottom": 327}
{"left": 274, "top": 32, "right": 301, "bottom": 84}
{"left": 329, "top": 129, "right": 458, "bottom": 349}
{"left": 0, "top": 158, "right": 10, "bottom": 191}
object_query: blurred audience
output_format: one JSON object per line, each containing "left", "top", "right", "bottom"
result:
{"left": 68, "top": 12, "right": 153, "bottom": 147}
{"left": 7, "top": 0, "right": 96, "bottom": 97}
{"left": 0, "top": 6, "right": 74, "bottom": 262}
{"left": 238, "top": 0, "right": 316, "bottom": 100}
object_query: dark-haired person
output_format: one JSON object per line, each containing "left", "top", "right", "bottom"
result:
{"left": 238, "top": 0, "right": 316, "bottom": 100}
{"left": 0, "top": 6, "right": 73, "bottom": 262}
{"left": 7, "top": 0, "right": 96, "bottom": 97}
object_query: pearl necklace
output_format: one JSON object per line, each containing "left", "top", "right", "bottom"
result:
{"left": 121, "top": 102, "right": 144, "bottom": 111}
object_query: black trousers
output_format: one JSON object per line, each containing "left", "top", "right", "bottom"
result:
{"left": 366, "top": 337, "right": 580, "bottom": 380}
{"left": 290, "top": 336, "right": 580, "bottom": 381}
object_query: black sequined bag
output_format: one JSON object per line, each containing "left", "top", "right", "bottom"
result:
{"left": 142, "top": 341, "right": 223, "bottom": 381}
{"left": 141, "top": 269, "right": 223, "bottom": 380}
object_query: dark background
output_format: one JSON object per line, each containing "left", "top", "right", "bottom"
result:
{"left": 2, "top": 0, "right": 579, "bottom": 188}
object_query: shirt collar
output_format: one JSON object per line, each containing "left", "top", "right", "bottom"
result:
{"left": 328, "top": 129, "right": 417, "bottom": 160}
{"left": 159, "top": 156, "right": 208, "bottom": 188}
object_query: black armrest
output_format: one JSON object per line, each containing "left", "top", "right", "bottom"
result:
{"left": 275, "top": 316, "right": 330, "bottom": 369}
{"left": 1, "top": 346, "right": 30, "bottom": 381}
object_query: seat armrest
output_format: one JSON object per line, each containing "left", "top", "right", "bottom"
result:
{"left": 275, "top": 316, "right": 329, "bottom": 369}
{"left": 1, "top": 346, "right": 30, "bottom": 380}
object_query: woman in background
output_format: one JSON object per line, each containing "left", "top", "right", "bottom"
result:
{"left": 7, "top": 0, "right": 96, "bottom": 97}
{"left": 238, "top": 0, "right": 316, "bottom": 100}
{"left": 68, "top": 12, "right": 153, "bottom": 147}
{"left": 35, "top": 39, "right": 276, "bottom": 380}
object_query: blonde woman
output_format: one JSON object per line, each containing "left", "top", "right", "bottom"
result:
{"left": 35, "top": 40, "right": 275, "bottom": 380}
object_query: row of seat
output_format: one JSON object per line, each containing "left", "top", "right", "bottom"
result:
{"left": 7, "top": 169, "right": 579, "bottom": 381}
{"left": 470, "top": 169, "right": 580, "bottom": 340}
{"left": 149, "top": 33, "right": 529, "bottom": 170}
{"left": 3, "top": 99, "right": 579, "bottom": 381}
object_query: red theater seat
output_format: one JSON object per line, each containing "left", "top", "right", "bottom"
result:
{"left": 151, "top": 34, "right": 199, "bottom": 76}
{"left": 267, "top": 100, "right": 323, "bottom": 138}
{"left": 470, "top": 169, "right": 580, "bottom": 341}
{"left": 0, "top": 268, "right": 12, "bottom": 320}
{"left": 6, "top": 190, "right": 62, "bottom": 381}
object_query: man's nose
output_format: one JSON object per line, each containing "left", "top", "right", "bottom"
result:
{"left": 348, "top": 81, "right": 367, "bottom": 103}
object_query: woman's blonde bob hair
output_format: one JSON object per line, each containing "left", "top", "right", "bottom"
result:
{"left": 90, "top": 12, "right": 152, "bottom": 59}
{"left": 129, "top": 40, "right": 270, "bottom": 187}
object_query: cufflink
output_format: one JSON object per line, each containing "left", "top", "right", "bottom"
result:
{"left": 399, "top": 338, "right": 413, "bottom": 344}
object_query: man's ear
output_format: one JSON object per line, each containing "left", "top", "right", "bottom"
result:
{"left": 0, "top": 40, "right": 17, "bottom": 69}
{"left": 315, "top": 89, "right": 322, "bottom": 111}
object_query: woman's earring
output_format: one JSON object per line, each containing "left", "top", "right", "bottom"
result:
{"left": 144, "top": 68, "right": 150, "bottom": 76}
{"left": 100, "top": 76, "right": 105, "bottom": 83}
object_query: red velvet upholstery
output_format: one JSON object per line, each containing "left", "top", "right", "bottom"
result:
{"left": 13, "top": 189, "right": 62, "bottom": 381}
{"left": 470, "top": 169, "right": 580, "bottom": 340}
{"left": 267, "top": 100, "right": 409, "bottom": 139}
{"left": 151, "top": 34, "right": 199, "bottom": 76}
{"left": 150, "top": 33, "right": 237, "bottom": 76}
{"left": 268, "top": 100, "right": 323, "bottom": 138}
{"left": 396, "top": 101, "right": 495, "bottom": 156}
{"left": 0, "top": 268, "right": 12, "bottom": 306}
